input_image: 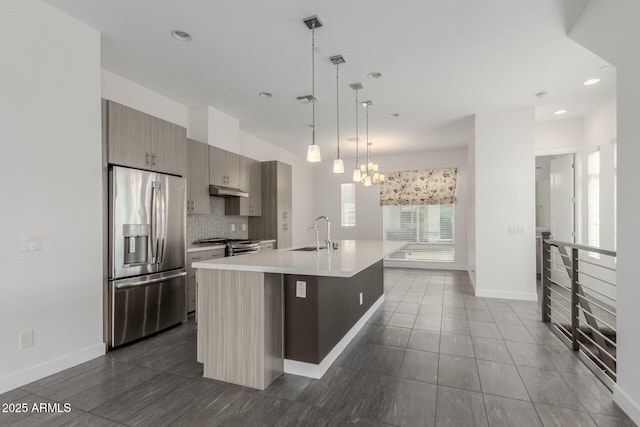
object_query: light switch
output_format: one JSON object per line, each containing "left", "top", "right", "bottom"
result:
{"left": 296, "top": 281, "right": 306, "bottom": 298}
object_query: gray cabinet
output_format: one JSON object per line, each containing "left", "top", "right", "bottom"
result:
{"left": 225, "top": 156, "right": 262, "bottom": 216}
{"left": 106, "top": 100, "right": 186, "bottom": 176}
{"left": 186, "top": 139, "right": 210, "bottom": 214}
{"left": 249, "top": 161, "right": 292, "bottom": 248}
{"left": 209, "top": 146, "right": 239, "bottom": 188}
{"left": 186, "top": 248, "right": 225, "bottom": 313}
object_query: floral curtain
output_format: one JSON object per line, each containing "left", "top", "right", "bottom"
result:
{"left": 380, "top": 168, "right": 457, "bottom": 206}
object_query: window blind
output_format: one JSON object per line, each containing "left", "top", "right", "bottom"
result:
{"left": 341, "top": 183, "right": 356, "bottom": 227}
{"left": 587, "top": 150, "right": 600, "bottom": 258}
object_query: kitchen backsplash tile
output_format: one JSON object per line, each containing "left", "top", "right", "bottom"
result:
{"left": 187, "top": 197, "right": 248, "bottom": 243}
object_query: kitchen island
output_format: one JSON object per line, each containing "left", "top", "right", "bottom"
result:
{"left": 192, "top": 240, "right": 406, "bottom": 389}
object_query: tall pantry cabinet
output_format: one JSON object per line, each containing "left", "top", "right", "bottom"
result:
{"left": 249, "top": 161, "right": 292, "bottom": 248}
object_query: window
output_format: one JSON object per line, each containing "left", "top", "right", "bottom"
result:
{"left": 383, "top": 204, "right": 455, "bottom": 262}
{"left": 587, "top": 150, "right": 600, "bottom": 258}
{"left": 341, "top": 183, "right": 356, "bottom": 227}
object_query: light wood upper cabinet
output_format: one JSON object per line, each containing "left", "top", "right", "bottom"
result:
{"left": 209, "top": 145, "right": 240, "bottom": 188}
{"left": 249, "top": 159, "right": 262, "bottom": 216}
{"left": 150, "top": 118, "right": 187, "bottom": 177}
{"left": 187, "top": 139, "right": 210, "bottom": 215}
{"left": 226, "top": 156, "right": 262, "bottom": 216}
{"left": 105, "top": 100, "right": 186, "bottom": 176}
{"left": 225, "top": 151, "right": 240, "bottom": 189}
{"left": 107, "top": 101, "right": 150, "bottom": 170}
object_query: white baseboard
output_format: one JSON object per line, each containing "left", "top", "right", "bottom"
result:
{"left": 284, "top": 294, "right": 385, "bottom": 379}
{"left": 384, "top": 260, "right": 467, "bottom": 271}
{"left": 475, "top": 288, "right": 538, "bottom": 301}
{"left": 0, "top": 343, "right": 106, "bottom": 394}
{"left": 614, "top": 384, "right": 640, "bottom": 426}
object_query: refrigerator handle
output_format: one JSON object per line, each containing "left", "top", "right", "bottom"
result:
{"left": 158, "top": 181, "right": 167, "bottom": 264}
{"left": 150, "top": 181, "right": 158, "bottom": 263}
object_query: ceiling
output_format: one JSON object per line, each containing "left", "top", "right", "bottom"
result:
{"left": 46, "top": 0, "right": 615, "bottom": 159}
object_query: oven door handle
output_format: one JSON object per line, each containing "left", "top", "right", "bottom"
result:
{"left": 115, "top": 271, "right": 186, "bottom": 289}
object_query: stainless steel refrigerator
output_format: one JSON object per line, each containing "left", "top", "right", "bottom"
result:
{"left": 108, "top": 166, "right": 186, "bottom": 348}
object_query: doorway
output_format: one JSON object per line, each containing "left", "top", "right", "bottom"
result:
{"left": 535, "top": 153, "right": 576, "bottom": 276}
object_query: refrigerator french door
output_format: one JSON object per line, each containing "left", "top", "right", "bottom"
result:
{"left": 108, "top": 166, "right": 186, "bottom": 348}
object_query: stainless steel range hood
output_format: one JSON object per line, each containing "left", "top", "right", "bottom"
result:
{"left": 209, "top": 185, "right": 248, "bottom": 198}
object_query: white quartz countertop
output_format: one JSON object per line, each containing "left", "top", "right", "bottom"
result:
{"left": 191, "top": 240, "right": 407, "bottom": 277}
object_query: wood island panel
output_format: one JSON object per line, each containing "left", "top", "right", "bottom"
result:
{"left": 197, "top": 269, "right": 283, "bottom": 390}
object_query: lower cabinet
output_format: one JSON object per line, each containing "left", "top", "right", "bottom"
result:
{"left": 187, "top": 248, "right": 225, "bottom": 313}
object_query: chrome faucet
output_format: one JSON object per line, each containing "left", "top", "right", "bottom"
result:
{"left": 307, "top": 225, "right": 321, "bottom": 250}
{"left": 313, "top": 215, "right": 332, "bottom": 249}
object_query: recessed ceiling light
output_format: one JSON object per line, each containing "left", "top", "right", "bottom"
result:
{"left": 171, "top": 30, "right": 192, "bottom": 42}
{"left": 554, "top": 109, "right": 567, "bottom": 115}
{"left": 259, "top": 92, "right": 272, "bottom": 98}
{"left": 367, "top": 72, "right": 382, "bottom": 79}
{"left": 389, "top": 113, "right": 399, "bottom": 118}
{"left": 583, "top": 78, "right": 601, "bottom": 86}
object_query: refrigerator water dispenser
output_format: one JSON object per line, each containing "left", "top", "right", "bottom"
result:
{"left": 123, "top": 224, "right": 150, "bottom": 265}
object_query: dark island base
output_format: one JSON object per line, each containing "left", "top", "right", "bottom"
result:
{"left": 284, "top": 260, "right": 384, "bottom": 364}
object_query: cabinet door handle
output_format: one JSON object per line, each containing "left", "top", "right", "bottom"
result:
{"left": 151, "top": 152, "right": 157, "bottom": 167}
{"left": 146, "top": 152, "right": 150, "bottom": 166}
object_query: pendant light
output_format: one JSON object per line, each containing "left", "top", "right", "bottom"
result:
{"left": 350, "top": 83, "right": 363, "bottom": 181}
{"left": 331, "top": 55, "right": 345, "bottom": 173}
{"left": 304, "top": 16, "right": 322, "bottom": 162}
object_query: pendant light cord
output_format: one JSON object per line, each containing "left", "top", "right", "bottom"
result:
{"left": 355, "top": 88, "right": 359, "bottom": 168}
{"left": 336, "top": 63, "right": 340, "bottom": 159}
{"left": 311, "top": 22, "right": 316, "bottom": 146}
{"left": 366, "top": 104, "right": 370, "bottom": 174}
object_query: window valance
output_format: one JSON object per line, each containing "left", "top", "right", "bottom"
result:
{"left": 379, "top": 167, "right": 458, "bottom": 206}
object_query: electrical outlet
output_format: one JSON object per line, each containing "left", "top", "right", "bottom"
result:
{"left": 241, "top": 223, "right": 247, "bottom": 231}
{"left": 230, "top": 224, "right": 236, "bottom": 232}
{"left": 296, "top": 281, "right": 306, "bottom": 298}
{"left": 359, "top": 292, "right": 363, "bottom": 305}
{"left": 19, "top": 330, "right": 34, "bottom": 350}
{"left": 508, "top": 226, "right": 525, "bottom": 235}
{"left": 20, "top": 235, "right": 42, "bottom": 251}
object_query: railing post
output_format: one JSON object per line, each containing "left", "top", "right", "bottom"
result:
{"left": 570, "top": 247, "right": 579, "bottom": 351}
{"left": 541, "top": 231, "right": 551, "bottom": 323}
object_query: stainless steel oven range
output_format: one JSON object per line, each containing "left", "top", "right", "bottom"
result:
{"left": 196, "top": 238, "right": 261, "bottom": 256}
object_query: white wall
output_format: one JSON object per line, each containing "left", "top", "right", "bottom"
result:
{"left": 570, "top": 2, "right": 640, "bottom": 423}
{"left": 314, "top": 149, "right": 468, "bottom": 270}
{"left": 474, "top": 108, "right": 537, "bottom": 300}
{"left": 102, "top": 70, "right": 190, "bottom": 128}
{"left": 0, "top": 0, "right": 104, "bottom": 393}
{"left": 535, "top": 118, "right": 583, "bottom": 156}
{"left": 467, "top": 119, "right": 477, "bottom": 286}
{"left": 102, "top": 71, "right": 316, "bottom": 247}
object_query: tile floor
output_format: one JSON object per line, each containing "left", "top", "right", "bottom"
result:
{"left": 0, "top": 268, "right": 635, "bottom": 426}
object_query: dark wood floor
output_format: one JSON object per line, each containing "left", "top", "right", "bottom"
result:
{"left": 0, "top": 269, "right": 634, "bottom": 426}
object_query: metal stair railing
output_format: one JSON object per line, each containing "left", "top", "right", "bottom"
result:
{"left": 541, "top": 231, "right": 617, "bottom": 390}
